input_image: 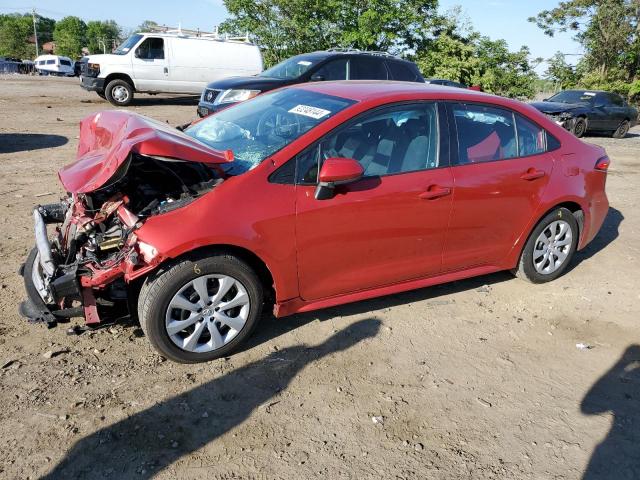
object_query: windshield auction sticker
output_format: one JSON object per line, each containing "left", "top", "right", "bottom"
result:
{"left": 288, "top": 105, "right": 331, "bottom": 119}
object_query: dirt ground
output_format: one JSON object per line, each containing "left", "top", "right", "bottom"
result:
{"left": 0, "top": 75, "right": 638, "bottom": 480}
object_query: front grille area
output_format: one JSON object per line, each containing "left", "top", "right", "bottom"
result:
{"left": 202, "top": 88, "right": 221, "bottom": 104}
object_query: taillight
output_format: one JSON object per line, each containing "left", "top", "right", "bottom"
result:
{"left": 595, "top": 156, "right": 610, "bottom": 171}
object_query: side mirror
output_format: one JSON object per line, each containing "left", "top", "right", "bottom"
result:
{"left": 315, "top": 157, "right": 364, "bottom": 200}
{"left": 134, "top": 48, "right": 142, "bottom": 58}
{"left": 310, "top": 74, "right": 326, "bottom": 82}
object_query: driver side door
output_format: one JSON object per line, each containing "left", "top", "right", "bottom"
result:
{"left": 131, "top": 36, "right": 169, "bottom": 91}
{"left": 294, "top": 103, "right": 454, "bottom": 301}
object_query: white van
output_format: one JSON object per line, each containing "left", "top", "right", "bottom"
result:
{"left": 34, "top": 55, "right": 75, "bottom": 76}
{"left": 80, "top": 30, "right": 263, "bottom": 106}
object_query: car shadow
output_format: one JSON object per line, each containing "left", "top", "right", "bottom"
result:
{"left": 39, "top": 318, "right": 381, "bottom": 479}
{"left": 581, "top": 344, "right": 640, "bottom": 479}
{"left": 241, "top": 271, "right": 513, "bottom": 354}
{"left": 132, "top": 95, "right": 200, "bottom": 107}
{"left": 0, "top": 133, "right": 68, "bottom": 154}
{"left": 585, "top": 132, "right": 640, "bottom": 139}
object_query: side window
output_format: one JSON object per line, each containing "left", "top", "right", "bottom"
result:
{"left": 137, "top": 37, "right": 164, "bottom": 60}
{"left": 515, "top": 114, "right": 547, "bottom": 157}
{"left": 387, "top": 61, "right": 418, "bottom": 82}
{"left": 312, "top": 59, "right": 348, "bottom": 81}
{"left": 452, "top": 103, "right": 517, "bottom": 164}
{"left": 296, "top": 103, "right": 439, "bottom": 183}
{"left": 350, "top": 57, "right": 388, "bottom": 80}
{"left": 607, "top": 93, "right": 624, "bottom": 106}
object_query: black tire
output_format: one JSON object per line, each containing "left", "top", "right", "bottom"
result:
{"left": 572, "top": 117, "right": 587, "bottom": 138}
{"left": 612, "top": 119, "right": 630, "bottom": 139}
{"left": 105, "top": 79, "right": 134, "bottom": 106}
{"left": 138, "top": 253, "right": 263, "bottom": 363}
{"left": 513, "top": 207, "right": 579, "bottom": 284}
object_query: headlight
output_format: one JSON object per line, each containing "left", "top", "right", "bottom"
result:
{"left": 214, "top": 89, "right": 260, "bottom": 105}
{"left": 87, "top": 63, "right": 100, "bottom": 76}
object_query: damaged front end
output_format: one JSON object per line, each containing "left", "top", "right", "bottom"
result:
{"left": 19, "top": 110, "right": 231, "bottom": 329}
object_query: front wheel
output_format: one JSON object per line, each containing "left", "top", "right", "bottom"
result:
{"left": 138, "top": 253, "right": 263, "bottom": 363}
{"left": 105, "top": 79, "right": 134, "bottom": 106}
{"left": 572, "top": 117, "right": 587, "bottom": 138}
{"left": 513, "top": 207, "right": 579, "bottom": 283}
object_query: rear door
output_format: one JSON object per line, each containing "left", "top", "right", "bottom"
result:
{"left": 131, "top": 36, "right": 170, "bottom": 91}
{"left": 442, "top": 103, "right": 555, "bottom": 272}
{"left": 295, "top": 102, "right": 453, "bottom": 300}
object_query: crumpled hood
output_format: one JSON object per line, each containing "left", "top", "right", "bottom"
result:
{"left": 59, "top": 110, "right": 231, "bottom": 193}
{"left": 530, "top": 101, "right": 583, "bottom": 114}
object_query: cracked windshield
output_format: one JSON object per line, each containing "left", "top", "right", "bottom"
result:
{"left": 185, "top": 89, "right": 355, "bottom": 174}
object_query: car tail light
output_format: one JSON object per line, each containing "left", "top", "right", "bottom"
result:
{"left": 595, "top": 156, "right": 610, "bottom": 171}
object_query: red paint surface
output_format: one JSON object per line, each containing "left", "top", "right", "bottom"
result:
{"left": 59, "top": 82, "right": 610, "bottom": 318}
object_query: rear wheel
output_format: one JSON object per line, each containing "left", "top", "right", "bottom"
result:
{"left": 612, "top": 119, "right": 630, "bottom": 139}
{"left": 138, "top": 253, "right": 263, "bottom": 363}
{"left": 514, "top": 207, "right": 579, "bottom": 283}
{"left": 105, "top": 79, "right": 134, "bottom": 106}
{"left": 572, "top": 117, "right": 587, "bottom": 138}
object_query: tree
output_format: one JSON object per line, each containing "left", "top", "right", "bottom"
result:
{"left": 137, "top": 20, "right": 159, "bottom": 32}
{"left": 530, "top": 0, "right": 640, "bottom": 81}
{"left": 221, "top": 0, "right": 440, "bottom": 66}
{"left": 418, "top": 9, "right": 539, "bottom": 98}
{"left": 545, "top": 51, "right": 578, "bottom": 88}
{"left": 53, "top": 16, "right": 87, "bottom": 58}
{"left": 0, "top": 14, "right": 33, "bottom": 58}
{"left": 86, "top": 20, "right": 121, "bottom": 54}
{"left": 472, "top": 38, "right": 538, "bottom": 98}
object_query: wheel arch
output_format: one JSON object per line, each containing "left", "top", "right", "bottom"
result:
{"left": 507, "top": 201, "right": 584, "bottom": 268}
{"left": 104, "top": 73, "right": 135, "bottom": 91}
{"left": 149, "top": 244, "right": 276, "bottom": 304}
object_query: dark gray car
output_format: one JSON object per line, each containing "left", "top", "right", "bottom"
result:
{"left": 530, "top": 90, "right": 638, "bottom": 138}
{"left": 197, "top": 49, "right": 424, "bottom": 117}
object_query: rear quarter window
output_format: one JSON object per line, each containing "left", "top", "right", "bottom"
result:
{"left": 350, "top": 57, "right": 388, "bottom": 80}
{"left": 387, "top": 61, "right": 419, "bottom": 82}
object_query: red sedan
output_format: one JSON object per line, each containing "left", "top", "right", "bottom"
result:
{"left": 20, "top": 81, "right": 610, "bottom": 363}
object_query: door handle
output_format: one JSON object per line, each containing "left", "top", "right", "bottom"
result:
{"left": 164, "top": 67, "right": 168, "bottom": 74}
{"left": 520, "top": 169, "right": 545, "bottom": 181}
{"left": 419, "top": 185, "right": 451, "bottom": 200}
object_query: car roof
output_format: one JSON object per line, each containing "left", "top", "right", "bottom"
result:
{"left": 294, "top": 80, "right": 495, "bottom": 103}
{"left": 302, "top": 50, "right": 409, "bottom": 63}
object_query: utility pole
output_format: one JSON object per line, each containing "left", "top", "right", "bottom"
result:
{"left": 32, "top": 8, "right": 39, "bottom": 57}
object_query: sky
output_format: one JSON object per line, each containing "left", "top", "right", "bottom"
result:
{"left": 0, "top": 0, "right": 581, "bottom": 72}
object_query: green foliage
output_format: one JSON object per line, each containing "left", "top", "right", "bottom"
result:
{"left": 417, "top": 10, "right": 538, "bottom": 98}
{"left": 221, "top": 0, "right": 439, "bottom": 66}
{"left": 86, "top": 20, "right": 121, "bottom": 54}
{"left": 531, "top": 1, "right": 640, "bottom": 102}
{"left": 136, "top": 20, "right": 159, "bottom": 33}
{"left": 0, "top": 14, "right": 35, "bottom": 59}
{"left": 53, "top": 16, "right": 87, "bottom": 58}
{"left": 545, "top": 51, "right": 579, "bottom": 88}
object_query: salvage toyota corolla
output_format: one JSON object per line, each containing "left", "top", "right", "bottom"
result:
{"left": 20, "top": 81, "right": 610, "bottom": 363}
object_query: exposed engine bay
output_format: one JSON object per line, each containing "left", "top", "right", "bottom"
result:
{"left": 20, "top": 153, "right": 224, "bottom": 328}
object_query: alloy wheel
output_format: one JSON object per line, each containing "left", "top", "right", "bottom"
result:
{"left": 533, "top": 220, "right": 573, "bottom": 274}
{"left": 165, "top": 274, "right": 250, "bottom": 353}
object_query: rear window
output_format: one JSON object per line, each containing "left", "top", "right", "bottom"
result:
{"left": 387, "top": 61, "right": 419, "bottom": 81}
{"left": 350, "top": 57, "right": 388, "bottom": 80}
